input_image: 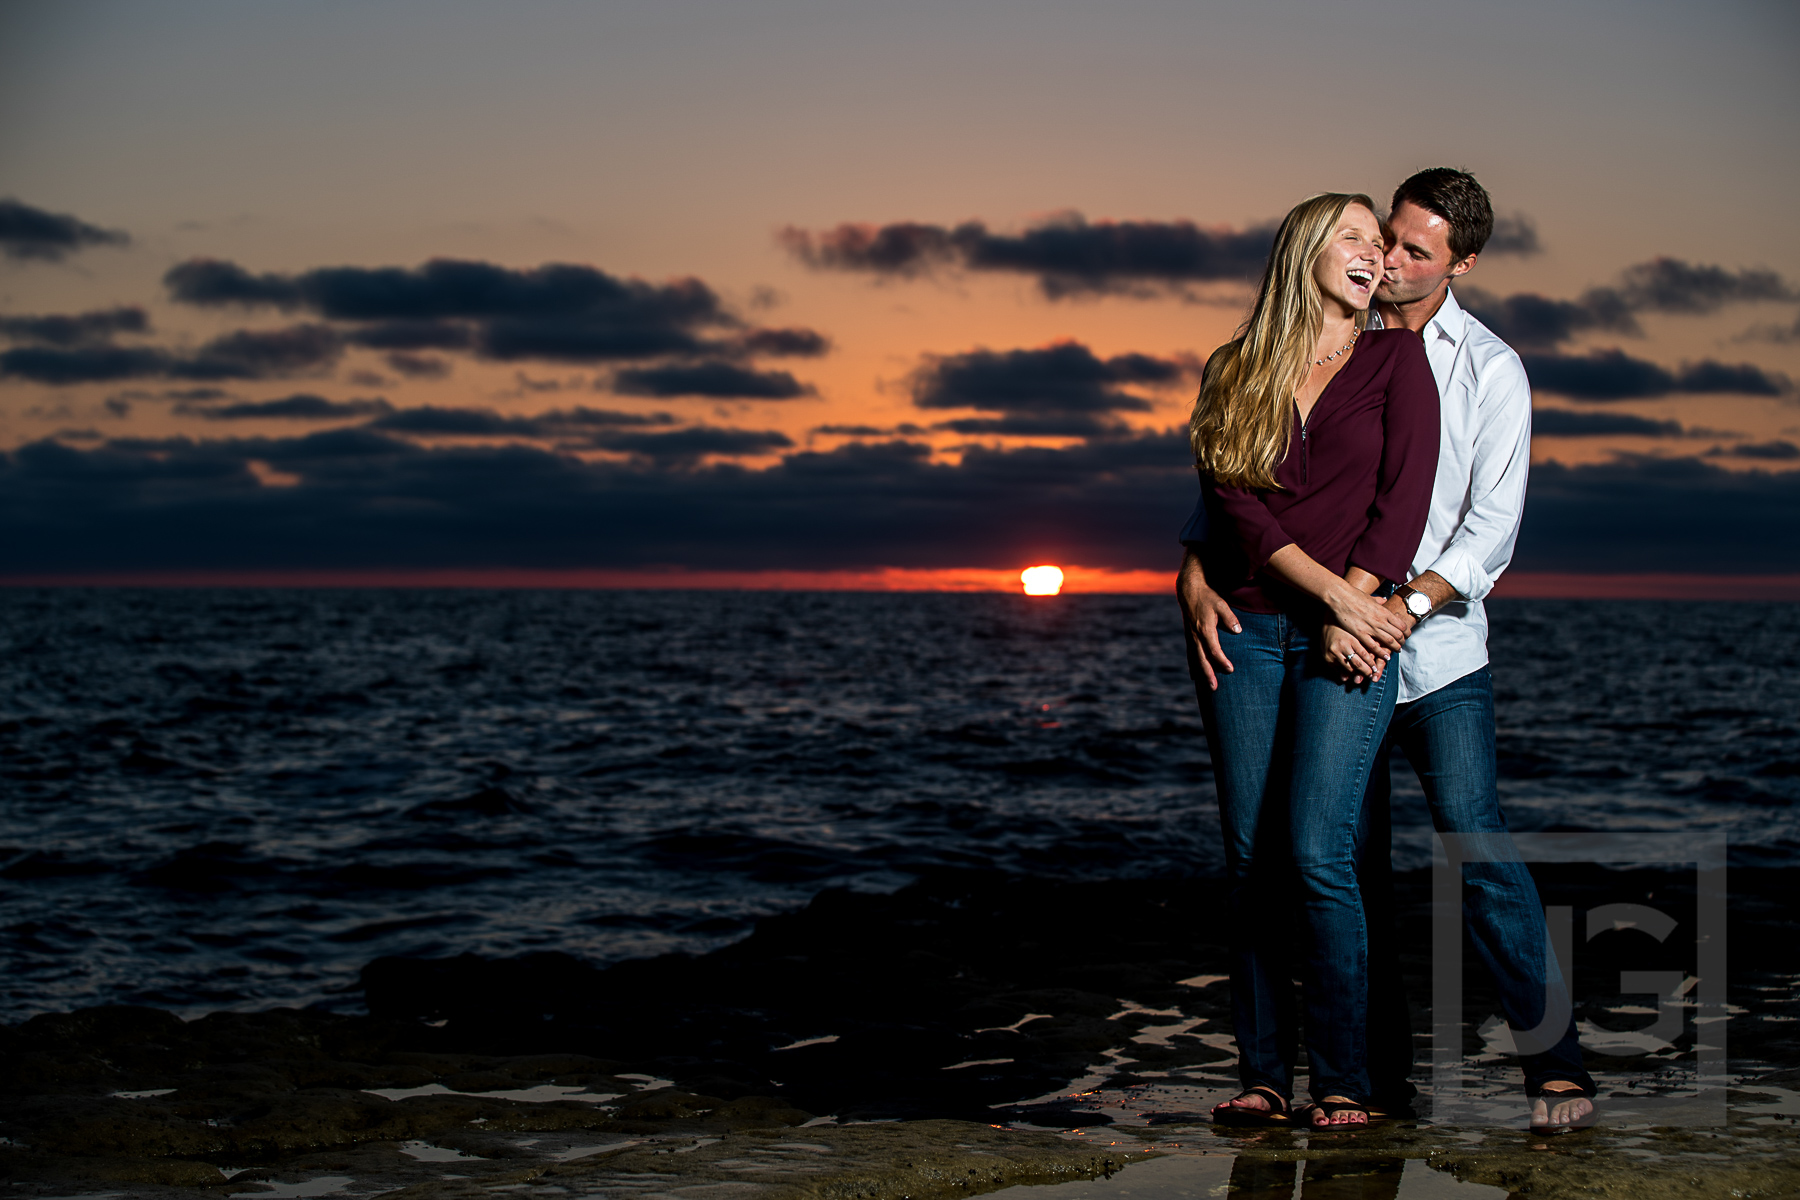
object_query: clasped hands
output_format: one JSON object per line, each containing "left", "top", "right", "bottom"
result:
{"left": 1178, "top": 551, "right": 1417, "bottom": 690}
{"left": 1320, "top": 581, "right": 1413, "bottom": 686}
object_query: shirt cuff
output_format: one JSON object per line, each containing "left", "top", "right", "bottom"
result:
{"left": 1425, "top": 547, "right": 1495, "bottom": 603}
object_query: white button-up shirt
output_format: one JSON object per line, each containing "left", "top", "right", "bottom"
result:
{"left": 1180, "top": 287, "right": 1533, "bottom": 704}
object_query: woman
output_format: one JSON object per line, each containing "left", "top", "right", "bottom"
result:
{"left": 1191, "top": 193, "right": 1438, "bottom": 1129}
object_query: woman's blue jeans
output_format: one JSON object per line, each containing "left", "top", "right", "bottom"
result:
{"left": 1195, "top": 609, "right": 1397, "bottom": 1104}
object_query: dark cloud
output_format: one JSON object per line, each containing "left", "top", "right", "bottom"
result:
{"left": 545, "top": 407, "right": 677, "bottom": 429}
{"left": 935, "top": 414, "right": 1122, "bottom": 438}
{"left": 3, "top": 426, "right": 1793, "bottom": 576}
{"left": 370, "top": 406, "right": 546, "bottom": 437}
{"left": 0, "top": 307, "right": 149, "bottom": 346}
{"left": 0, "top": 324, "right": 343, "bottom": 384}
{"left": 1, "top": 346, "right": 175, "bottom": 385}
{"left": 1516, "top": 455, "right": 1800, "bottom": 573}
{"left": 1459, "top": 287, "right": 1639, "bottom": 351}
{"left": 1615, "top": 258, "right": 1796, "bottom": 314}
{"left": 309, "top": 261, "right": 725, "bottom": 325}
{"left": 912, "top": 343, "right": 1189, "bottom": 419}
{"left": 370, "top": 405, "right": 678, "bottom": 438}
{"left": 187, "top": 324, "right": 344, "bottom": 378}
{"left": 1483, "top": 214, "right": 1541, "bottom": 256}
{"left": 0, "top": 427, "right": 1195, "bottom": 572}
{"left": 162, "top": 259, "right": 303, "bottom": 307}
{"left": 781, "top": 214, "right": 1277, "bottom": 298}
{"left": 1734, "top": 315, "right": 1800, "bottom": 345}
{"left": 161, "top": 257, "right": 774, "bottom": 366}
{"left": 0, "top": 199, "right": 129, "bottom": 262}
{"left": 479, "top": 318, "right": 707, "bottom": 363}
{"left": 182, "top": 394, "right": 394, "bottom": 421}
{"left": 1675, "top": 360, "right": 1789, "bottom": 395}
{"left": 733, "top": 327, "right": 831, "bottom": 357}
{"left": 1521, "top": 349, "right": 1789, "bottom": 400}
{"left": 810, "top": 423, "right": 927, "bottom": 437}
{"left": 1530, "top": 409, "right": 1687, "bottom": 437}
{"left": 1710, "top": 439, "right": 1800, "bottom": 461}
{"left": 346, "top": 321, "right": 474, "bottom": 350}
{"left": 588, "top": 426, "right": 794, "bottom": 464}
{"left": 1463, "top": 258, "right": 1797, "bottom": 351}
{"left": 612, "top": 362, "right": 812, "bottom": 399}
{"left": 384, "top": 353, "right": 451, "bottom": 379}
{"left": 780, "top": 222, "right": 957, "bottom": 277}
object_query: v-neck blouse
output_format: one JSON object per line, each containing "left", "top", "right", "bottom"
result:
{"left": 1199, "top": 328, "right": 1440, "bottom": 615}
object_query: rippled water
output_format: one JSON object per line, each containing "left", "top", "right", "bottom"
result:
{"left": 1, "top": 589, "right": 1794, "bottom": 1020}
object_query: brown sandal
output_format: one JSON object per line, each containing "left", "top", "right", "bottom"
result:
{"left": 1212, "top": 1085, "right": 1293, "bottom": 1126}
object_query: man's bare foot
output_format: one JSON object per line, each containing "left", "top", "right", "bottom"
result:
{"left": 1530, "top": 1081, "right": 1595, "bottom": 1130}
{"left": 1309, "top": 1095, "right": 1370, "bottom": 1126}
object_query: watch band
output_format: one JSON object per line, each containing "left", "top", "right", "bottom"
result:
{"left": 1394, "top": 583, "right": 1433, "bottom": 620}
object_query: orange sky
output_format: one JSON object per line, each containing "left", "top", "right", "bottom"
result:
{"left": 1, "top": 1, "right": 1796, "bottom": 589}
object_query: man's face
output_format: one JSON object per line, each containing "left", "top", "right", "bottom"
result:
{"left": 1377, "top": 199, "right": 1475, "bottom": 305}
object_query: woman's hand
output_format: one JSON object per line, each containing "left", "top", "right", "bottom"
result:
{"left": 1323, "top": 623, "right": 1385, "bottom": 685}
{"left": 1321, "top": 578, "right": 1411, "bottom": 663}
{"left": 1260, "top": 545, "right": 1410, "bottom": 666}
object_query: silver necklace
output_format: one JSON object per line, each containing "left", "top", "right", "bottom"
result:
{"left": 1314, "top": 329, "right": 1358, "bottom": 367}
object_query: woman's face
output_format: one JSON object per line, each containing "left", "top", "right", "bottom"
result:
{"left": 1312, "top": 203, "right": 1384, "bottom": 315}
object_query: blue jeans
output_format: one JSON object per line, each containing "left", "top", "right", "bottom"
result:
{"left": 1195, "top": 609, "right": 1397, "bottom": 1104}
{"left": 1363, "top": 666, "right": 1595, "bottom": 1099}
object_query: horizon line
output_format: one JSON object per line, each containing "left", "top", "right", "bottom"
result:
{"left": 2, "top": 568, "right": 1798, "bottom": 600}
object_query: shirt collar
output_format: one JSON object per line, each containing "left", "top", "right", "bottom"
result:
{"left": 1429, "top": 286, "right": 1468, "bottom": 346}
{"left": 1368, "top": 286, "right": 1469, "bottom": 343}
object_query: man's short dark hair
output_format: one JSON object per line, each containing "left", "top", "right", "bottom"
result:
{"left": 1391, "top": 168, "right": 1494, "bottom": 262}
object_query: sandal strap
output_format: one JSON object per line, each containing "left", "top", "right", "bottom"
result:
{"left": 1220, "top": 1085, "right": 1288, "bottom": 1114}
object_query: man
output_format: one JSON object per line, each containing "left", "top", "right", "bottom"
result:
{"left": 1180, "top": 168, "right": 1596, "bottom": 1131}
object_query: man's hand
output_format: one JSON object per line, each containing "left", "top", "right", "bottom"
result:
{"left": 1177, "top": 549, "right": 1240, "bottom": 691}
{"left": 1383, "top": 593, "right": 1420, "bottom": 637}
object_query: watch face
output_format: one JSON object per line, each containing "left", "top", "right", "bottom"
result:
{"left": 1405, "top": 592, "right": 1432, "bottom": 617}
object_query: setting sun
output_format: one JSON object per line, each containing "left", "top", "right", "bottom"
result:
{"left": 1020, "top": 566, "right": 1065, "bottom": 596}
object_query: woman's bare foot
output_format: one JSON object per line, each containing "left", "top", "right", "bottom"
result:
{"left": 1531, "top": 1081, "right": 1595, "bottom": 1129}
{"left": 1310, "top": 1095, "right": 1370, "bottom": 1126}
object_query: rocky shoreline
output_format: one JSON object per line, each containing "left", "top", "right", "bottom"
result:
{"left": 3, "top": 867, "right": 1798, "bottom": 1197}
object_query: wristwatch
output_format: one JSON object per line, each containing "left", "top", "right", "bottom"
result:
{"left": 1394, "top": 583, "right": 1432, "bottom": 621}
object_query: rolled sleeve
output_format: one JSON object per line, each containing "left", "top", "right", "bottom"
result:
{"left": 1422, "top": 347, "right": 1532, "bottom": 600}
{"left": 1349, "top": 334, "right": 1441, "bottom": 582}
{"left": 1425, "top": 545, "right": 1494, "bottom": 602}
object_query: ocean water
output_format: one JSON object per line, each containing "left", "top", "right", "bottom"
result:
{"left": 0, "top": 589, "right": 1795, "bottom": 1022}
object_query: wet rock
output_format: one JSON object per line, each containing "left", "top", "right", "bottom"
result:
{"left": 357, "top": 872, "right": 1239, "bottom": 1122}
{"left": 5, "top": 866, "right": 1800, "bottom": 1194}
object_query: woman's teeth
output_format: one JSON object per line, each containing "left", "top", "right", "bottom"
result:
{"left": 1347, "top": 269, "right": 1373, "bottom": 286}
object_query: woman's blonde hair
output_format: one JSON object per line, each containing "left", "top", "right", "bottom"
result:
{"left": 1189, "top": 192, "right": 1375, "bottom": 490}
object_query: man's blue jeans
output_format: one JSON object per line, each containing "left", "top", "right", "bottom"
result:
{"left": 1195, "top": 609, "right": 1396, "bottom": 1105}
{"left": 1363, "top": 666, "right": 1595, "bottom": 1099}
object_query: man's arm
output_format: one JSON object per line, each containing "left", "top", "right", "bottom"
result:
{"left": 1177, "top": 548, "right": 1239, "bottom": 691}
{"left": 1417, "top": 348, "right": 1533, "bottom": 606}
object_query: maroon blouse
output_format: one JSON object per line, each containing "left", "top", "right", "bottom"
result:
{"left": 1199, "top": 329, "right": 1440, "bottom": 615}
